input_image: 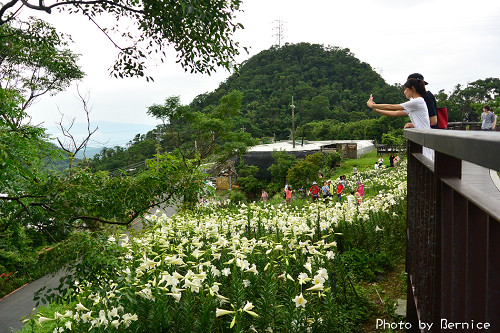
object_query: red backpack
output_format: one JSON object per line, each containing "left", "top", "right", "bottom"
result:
{"left": 437, "top": 107, "right": 448, "bottom": 129}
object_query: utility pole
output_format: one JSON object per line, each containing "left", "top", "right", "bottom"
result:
{"left": 291, "top": 96, "right": 295, "bottom": 148}
{"left": 272, "top": 19, "right": 286, "bottom": 47}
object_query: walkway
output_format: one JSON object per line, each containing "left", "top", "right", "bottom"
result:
{"left": 0, "top": 205, "right": 177, "bottom": 333}
{"left": 462, "top": 161, "right": 500, "bottom": 201}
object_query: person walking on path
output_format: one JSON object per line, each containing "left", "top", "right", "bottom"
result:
{"left": 481, "top": 105, "right": 496, "bottom": 131}
{"left": 308, "top": 181, "right": 320, "bottom": 202}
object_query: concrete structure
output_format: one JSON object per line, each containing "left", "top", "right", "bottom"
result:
{"left": 241, "top": 140, "right": 375, "bottom": 179}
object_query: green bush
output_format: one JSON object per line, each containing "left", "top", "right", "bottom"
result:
{"left": 229, "top": 190, "right": 246, "bottom": 204}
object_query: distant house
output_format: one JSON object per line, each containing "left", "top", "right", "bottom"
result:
{"left": 240, "top": 140, "right": 375, "bottom": 180}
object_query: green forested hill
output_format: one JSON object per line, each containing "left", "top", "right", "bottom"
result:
{"left": 189, "top": 43, "right": 404, "bottom": 139}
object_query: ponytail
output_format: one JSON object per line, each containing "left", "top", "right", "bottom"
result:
{"left": 403, "top": 78, "right": 427, "bottom": 97}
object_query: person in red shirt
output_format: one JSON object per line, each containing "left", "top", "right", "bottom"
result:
{"left": 336, "top": 180, "right": 344, "bottom": 203}
{"left": 308, "top": 181, "right": 320, "bottom": 202}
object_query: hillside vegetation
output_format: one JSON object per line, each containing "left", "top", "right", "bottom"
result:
{"left": 88, "top": 43, "right": 407, "bottom": 172}
{"left": 189, "top": 43, "right": 404, "bottom": 139}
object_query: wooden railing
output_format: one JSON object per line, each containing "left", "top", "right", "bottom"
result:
{"left": 447, "top": 122, "right": 500, "bottom": 131}
{"left": 404, "top": 129, "right": 500, "bottom": 332}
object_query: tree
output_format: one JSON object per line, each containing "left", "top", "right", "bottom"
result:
{"left": 0, "top": 17, "right": 84, "bottom": 113}
{"left": 435, "top": 78, "right": 500, "bottom": 122}
{"left": 148, "top": 91, "right": 257, "bottom": 169}
{"left": 236, "top": 162, "right": 262, "bottom": 200}
{"left": 268, "top": 150, "right": 297, "bottom": 188}
{"left": 286, "top": 152, "right": 323, "bottom": 191}
{"left": 0, "top": 0, "right": 245, "bottom": 78}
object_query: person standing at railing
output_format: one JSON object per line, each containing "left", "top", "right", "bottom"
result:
{"left": 407, "top": 73, "right": 438, "bottom": 129}
{"left": 366, "top": 78, "right": 433, "bottom": 160}
{"left": 481, "top": 105, "right": 496, "bottom": 131}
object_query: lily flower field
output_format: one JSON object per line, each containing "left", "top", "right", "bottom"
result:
{"left": 24, "top": 164, "right": 407, "bottom": 332}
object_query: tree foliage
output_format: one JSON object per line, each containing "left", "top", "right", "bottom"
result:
{"left": 0, "top": 0, "right": 245, "bottom": 78}
{"left": 236, "top": 161, "right": 262, "bottom": 199}
{"left": 435, "top": 77, "right": 500, "bottom": 122}
{"left": 298, "top": 116, "right": 407, "bottom": 142}
{"left": 148, "top": 90, "right": 257, "bottom": 168}
{"left": 287, "top": 152, "right": 324, "bottom": 190}
{"left": 0, "top": 17, "right": 84, "bottom": 113}
{"left": 267, "top": 150, "right": 297, "bottom": 188}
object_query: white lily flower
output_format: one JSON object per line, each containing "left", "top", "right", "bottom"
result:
{"left": 216, "top": 308, "right": 235, "bottom": 317}
{"left": 298, "top": 272, "right": 310, "bottom": 284}
{"left": 292, "top": 293, "right": 308, "bottom": 308}
{"left": 81, "top": 311, "right": 93, "bottom": 323}
{"left": 317, "top": 268, "right": 329, "bottom": 280}
{"left": 110, "top": 319, "right": 120, "bottom": 328}
{"left": 122, "top": 313, "right": 138, "bottom": 328}
{"left": 75, "top": 302, "right": 89, "bottom": 312}
{"left": 312, "top": 275, "right": 326, "bottom": 286}
{"left": 38, "top": 316, "right": 54, "bottom": 324}
{"left": 167, "top": 292, "right": 182, "bottom": 302}
{"left": 245, "top": 264, "right": 258, "bottom": 275}
{"left": 306, "top": 283, "right": 324, "bottom": 291}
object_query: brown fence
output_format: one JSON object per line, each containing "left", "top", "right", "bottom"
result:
{"left": 404, "top": 129, "right": 500, "bottom": 332}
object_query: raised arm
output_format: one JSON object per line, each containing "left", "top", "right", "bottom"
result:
{"left": 373, "top": 108, "right": 408, "bottom": 117}
{"left": 367, "top": 94, "right": 407, "bottom": 117}
{"left": 367, "top": 94, "right": 405, "bottom": 111}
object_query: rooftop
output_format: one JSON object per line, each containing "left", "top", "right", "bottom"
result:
{"left": 248, "top": 140, "right": 374, "bottom": 152}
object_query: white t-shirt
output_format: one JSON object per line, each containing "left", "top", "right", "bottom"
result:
{"left": 401, "top": 97, "right": 430, "bottom": 129}
{"left": 401, "top": 97, "right": 434, "bottom": 160}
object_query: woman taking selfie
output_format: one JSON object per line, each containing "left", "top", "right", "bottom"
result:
{"left": 366, "top": 78, "right": 433, "bottom": 160}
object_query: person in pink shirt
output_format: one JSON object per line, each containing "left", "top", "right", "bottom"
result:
{"left": 285, "top": 185, "right": 292, "bottom": 205}
{"left": 356, "top": 181, "right": 365, "bottom": 200}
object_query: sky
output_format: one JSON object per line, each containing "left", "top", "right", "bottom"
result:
{"left": 18, "top": 0, "right": 500, "bottom": 148}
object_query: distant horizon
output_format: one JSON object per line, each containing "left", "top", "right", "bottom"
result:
{"left": 44, "top": 120, "right": 157, "bottom": 153}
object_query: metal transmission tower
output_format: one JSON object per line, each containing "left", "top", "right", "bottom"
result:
{"left": 273, "top": 19, "right": 286, "bottom": 47}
